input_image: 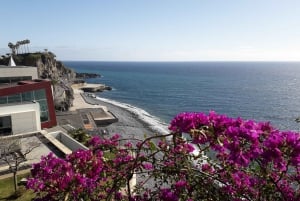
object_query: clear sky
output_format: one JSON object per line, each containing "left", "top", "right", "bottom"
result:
{"left": 1, "top": 0, "right": 300, "bottom": 61}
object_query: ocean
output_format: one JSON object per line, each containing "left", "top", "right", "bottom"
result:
{"left": 64, "top": 61, "right": 300, "bottom": 132}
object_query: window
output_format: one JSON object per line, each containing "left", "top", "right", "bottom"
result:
{"left": 0, "top": 97, "right": 7, "bottom": 104}
{"left": 34, "top": 89, "right": 46, "bottom": 100}
{"left": 38, "top": 100, "right": 48, "bottom": 111}
{"left": 11, "top": 76, "right": 32, "bottom": 82}
{"left": 0, "top": 88, "right": 50, "bottom": 123}
{"left": 0, "top": 116, "right": 12, "bottom": 135}
{"left": 40, "top": 111, "right": 49, "bottom": 122}
{"left": 0, "top": 76, "right": 32, "bottom": 84}
{"left": 21, "top": 92, "right": 33, "bottom": 102}
{"left": 7, "top": 94, "right": 21, "bottom": 103}
{"left": 39, "top": 100, "right": 49, "bottom": 122}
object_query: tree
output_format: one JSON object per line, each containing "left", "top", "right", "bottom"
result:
{"left": 27, "top": 112, "right": 300, "bottom": 201}
{"left": 25, "top": 39, "right": 30, "bottom": 53}
{"left": 0, "top": 138, "right": 40, "bottom": 192}
{"left": 15, "top": 42, "right": 20, "bottom": 54}
{"left": 19, "top": 40, "right": 25, "bottom": 54}
{"left": 7, "top": 39, "right": 30, "bottom": 55}
{"left": 8, "top": 42, "right": 15, "bottom": 55}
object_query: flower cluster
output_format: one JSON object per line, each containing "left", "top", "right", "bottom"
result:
{"left": 169, "top": 111, "right": 300, "bottom": 200}
{"left": 27, "top": 135, "right": 132, "bottom": 201}
{"left": 27, "top": 112, "right": 300, "bottom": 201}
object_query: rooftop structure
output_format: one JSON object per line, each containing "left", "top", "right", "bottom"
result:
{"left": 90, "top": 108, "right": 118, "bottom": 125}
{"left": 0, "top": 102, "right": 41, "bottom": 136}
{"left": 0, "top": 79, "right": 57, "bottom": 129}
{"left": 0, "top": 65, "right": 38, "bottom": 84}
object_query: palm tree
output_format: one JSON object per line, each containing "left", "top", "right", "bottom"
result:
{"left": 19, "top": 40, "right": 24, "bottom": 54}
{"left": 15, "top": 42, "right": 20, "bottom": 55}
{"left": 17, "top": 41, "right": 22, "bottom": 54}
{"left": 8, "top": 42, "right": 15, "bottom": 55}
{"left": 22, "top": 40, "right": 26, "bottom": 53}
{"left": 25, "top": 39, "right": 30, "bottom": 53}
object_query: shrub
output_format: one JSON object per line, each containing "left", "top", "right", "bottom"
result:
{"left": 27, "top": 112, "right": 300, "bottom": 201}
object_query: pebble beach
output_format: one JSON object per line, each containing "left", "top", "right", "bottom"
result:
{"left": 68, "top": 86, "right": 165, "bottom": 141}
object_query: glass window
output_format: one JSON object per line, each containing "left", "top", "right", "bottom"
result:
{"left": 0, "top": 76, "right": 32, "bottom": 84}
{"left": 38, "top": 100, "right": 48, "bottom": 112}
{"left": 12, "top": 76, "right": 32, "bottom": 82}
{"left": 34, "top": 89, "right": 46, "bottom": 100}
{"left": 7, "top": 94, "right": 21, "bottom": 103}
{"left": 0, "top": 78, "right": 10, "bottom": 84}
{"left": 21, "top": 92, "right": 33, "bottom": 102}
{"left": 0, "top": 96, "right": 7, "bottom": 104}
{"left": 0, "top": 116, "right": 11, "bottom": 128}
{"left": 0, "top": 116, "right": 12, "bottom": 135}
{"left": 40, "top": 111, "right": 49, "bottom": 122}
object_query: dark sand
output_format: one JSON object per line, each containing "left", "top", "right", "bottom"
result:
{"left": 81, "top": 93, "right": 164, "bottom": 140}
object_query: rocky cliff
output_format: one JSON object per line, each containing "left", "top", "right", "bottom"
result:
{"left": 0, "top": 52, "right": 76, "bottom": 111}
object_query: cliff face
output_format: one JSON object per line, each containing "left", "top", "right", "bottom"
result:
{"left": 0, "top": 52, "right": 75, "bottom": 111}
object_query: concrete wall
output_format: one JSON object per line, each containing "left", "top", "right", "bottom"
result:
{"left": 0, "top": 103, "right": 41, "bottom": 134}
{"left": 50, "top": 131, "right": 88, "bottom": 151}
{"left": 0, "top": 66, "right": 38, "bottom": 80}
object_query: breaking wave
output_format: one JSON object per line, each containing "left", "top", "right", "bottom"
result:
{"left": 95, "top": 96, "right": 169, "bottom": 134}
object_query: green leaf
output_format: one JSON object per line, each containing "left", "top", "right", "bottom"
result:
{"left": 149, "top": 141, "right": 156, "bottom": 151}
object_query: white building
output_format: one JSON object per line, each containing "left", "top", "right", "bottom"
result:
{"left": 0, "top": 102, "right": 41, "bottom": 135}
{"left": 0, "top": 65, "right": 38, "bottom": 84}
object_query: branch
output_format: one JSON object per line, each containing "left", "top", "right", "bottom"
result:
{"left": 22, "top": 142, "right": 40, "bottom": 157}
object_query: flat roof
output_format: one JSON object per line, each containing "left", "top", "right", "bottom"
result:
{"left": 90, "top": 109, "right": 115, "bottom": 120}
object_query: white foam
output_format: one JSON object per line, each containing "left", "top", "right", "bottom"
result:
{"left": 95, "top": 96, "right": 169, "bottom": 134}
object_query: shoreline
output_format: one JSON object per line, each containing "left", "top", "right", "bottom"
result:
{"left": 65, "top": 85, "right": 169, "bottom": 140}
{"left": 81, "top": 93, "right": 169, "bottom": 139}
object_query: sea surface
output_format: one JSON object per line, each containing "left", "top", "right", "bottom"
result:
{"left": 64, "top": 61, "right": 300, "bottom": 132}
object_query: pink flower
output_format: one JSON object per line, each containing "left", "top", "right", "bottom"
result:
{"left": 175, "top": 180, "right": 187, "bottom": 189}
{"left": 142, "top": 162, "right": 153, "bottom": 170}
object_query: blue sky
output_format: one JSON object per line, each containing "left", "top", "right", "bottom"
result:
{"left": 1, "top": 0, "right": 300, "bottom": 61}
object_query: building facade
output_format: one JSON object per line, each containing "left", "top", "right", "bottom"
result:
{"left": 0, "top": 65, "right": 38, "bottom": 84}
{"left": 0, "top": 79, "right": 57, "bottom": 129}
{"left": 0, "top": 102, "right": 41, "bottom": 135}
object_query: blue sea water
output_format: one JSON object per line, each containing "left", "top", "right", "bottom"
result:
{"left": 64, "top": 61, "right": 300, "bottom": 131}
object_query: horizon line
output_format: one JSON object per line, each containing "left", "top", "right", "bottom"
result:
{"left": 61, "top": 60, "right": 300, "bottom": 62}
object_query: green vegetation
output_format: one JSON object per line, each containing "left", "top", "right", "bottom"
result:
{"left": 68, "top": 128, "right": 91, "bottom": 146}
{"left": 0, "top": 51, "right": 55, "bottom": 66}
{"left": 0, "top": 173, "right": 35, "bottom": 201}
{"left": 23, "top": 53, "right": 42, "bottom": 66}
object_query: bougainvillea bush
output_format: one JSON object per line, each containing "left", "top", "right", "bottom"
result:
{"left": 27, "top": 112, "right": 300, "bottom": 201}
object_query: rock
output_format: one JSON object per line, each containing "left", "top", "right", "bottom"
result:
{"left": 53, "top": 82, "right": 74, "bottom": 111}
{"left": 76, "top": 72, "right": 101, "bottom": 79}
{"left": 105, "top": 86, "right": 112, "bottom": 90}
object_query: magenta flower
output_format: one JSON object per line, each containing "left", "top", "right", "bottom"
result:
{"left": 142, "top": 162, "right": 153, "bottom": 170}
{"left": 175, "top": 180, "right": 187, "bottom": 189}
{"left": 160, "top": 188, "right": 178, "bottom": 201}
{"left": 26, "top": 112, "right": 300, "bottom": 201}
